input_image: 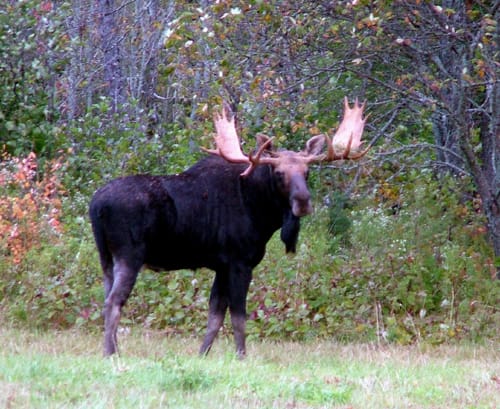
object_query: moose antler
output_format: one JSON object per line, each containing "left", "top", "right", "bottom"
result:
{"left": 204, "top": 102, "right": 276, "bottom": 176}
{"left": 204, "top": 102, "right": 248, "bottom": 162}
{"left": 325, "top": 97, "right": 369, "bottom": 161}
{"left": 205, "top": 97, "right": 369, "bottom": 176}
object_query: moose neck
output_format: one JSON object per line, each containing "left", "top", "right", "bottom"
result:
{"left": 240, "top": 163, "right": 302, "bottom": 244}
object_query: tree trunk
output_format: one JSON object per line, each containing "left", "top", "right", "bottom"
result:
{"left": 97, "top": 0, "right": 125, "bottom": 113}
{"left": 492, "top": 7, "right": 500, "bottom": 279}
{"left": 481, "top": 60, "right": 500, "bottom": 278}
{"left": 427, "top": 1, "right": 500, "bottom": 278}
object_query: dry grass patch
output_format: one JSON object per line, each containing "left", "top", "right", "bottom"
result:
{"left": 0, "top": 327, "right": 498, "bottom": 408}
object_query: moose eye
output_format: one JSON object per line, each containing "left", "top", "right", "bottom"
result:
{"left": 275, "top": 170, "right": 284, "bottom": 180}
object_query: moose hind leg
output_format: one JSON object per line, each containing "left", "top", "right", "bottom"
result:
{"left": 103, "top": 300, "right": 121, "bottom": 356}
{"left": 103, "top": 259, "right": 140, "bottom": 356}
{"left": 199, "top": 274, "right": 228, "bottom": 356}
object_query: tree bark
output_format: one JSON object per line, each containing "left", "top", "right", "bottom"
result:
{"left": 97, "top": 0, "right": 125, "bottom": 113}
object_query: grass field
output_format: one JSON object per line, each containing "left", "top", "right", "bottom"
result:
{"left": 0, "top": 327, "right": 499, "bottom": 408}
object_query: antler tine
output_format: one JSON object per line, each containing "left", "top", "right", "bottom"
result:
{"left": 204, "top": 100, "right": 278, "bottom": 176}
{"left": 240, "top": 136, "right": 278, "bottom": 177}
{"left": 324, "top": 97, "right": 369, "bottom": 161}
{"left": 207, "top": 101, "right": 250, "bottom": 164}
{"left": 250, "top": 136, "right": 275, "bottom": 163}
{"left": 324, "top": 131, "right": 353, "bottom": 161}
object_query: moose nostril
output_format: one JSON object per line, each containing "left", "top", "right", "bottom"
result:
{"left": 292, "top": 199, "right": 313, "bottom": 217}
{"left": 291, "top": 191, "right": 313, "bottom": 217}
{"left": 294, "top": 191, "right": 310, "bottom": 202}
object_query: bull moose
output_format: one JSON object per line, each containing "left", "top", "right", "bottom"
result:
{"left": 89, "top": 98, "right": 368, "bottom": 357}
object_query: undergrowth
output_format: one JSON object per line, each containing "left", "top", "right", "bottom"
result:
{"left": 0, "top": 153, "right": 498, "bottom": 346}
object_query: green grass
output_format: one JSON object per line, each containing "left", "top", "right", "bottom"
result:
{"left": 0, "top": 327, "right": 498, "bottom": 408}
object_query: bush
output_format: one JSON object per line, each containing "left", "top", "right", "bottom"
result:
{"left": 0, "top": 151, "right": 102, "bottom": 328}
{"left": 0, "top": 151, "right": 63, "bottom": 265}
{"left": 2, "top": 235, "right": 102, "bottom": 328}
{"left": 246, "top": 171, "right": 499, "bottom": 344}
{"left": 1, "top": 151, "right": 498, "bottom": 346}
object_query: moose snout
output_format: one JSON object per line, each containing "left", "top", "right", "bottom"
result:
{"left": 291, "top": 192, "right": 313, "bottom": 217}
{"left": 289, "top": 173, "right": 313, "bottom": 217}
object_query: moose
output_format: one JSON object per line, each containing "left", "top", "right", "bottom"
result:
{"left": 89, "top": 98, "right": 368, "bottom": 358}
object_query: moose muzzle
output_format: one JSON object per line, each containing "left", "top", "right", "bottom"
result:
{"left": 289, "top": 174, "right": 313, "bottom": 217}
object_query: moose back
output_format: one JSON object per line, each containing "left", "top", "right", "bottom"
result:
{"left": 89, "top": 99, "right": 367, "bottom": 357}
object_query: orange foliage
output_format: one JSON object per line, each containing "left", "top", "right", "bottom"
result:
{"left": 0, "top": 151, "right": 65, "bottom": 264}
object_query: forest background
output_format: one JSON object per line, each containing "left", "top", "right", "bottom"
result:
{"left": 0, "top": 0, "right": 498, "bottom": 345}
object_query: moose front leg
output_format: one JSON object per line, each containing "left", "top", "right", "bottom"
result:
{"left": 228, "top": 266, "right": 252, "bottom": 359}
{"left": 200, "top": 274, "right": 228, "bottom": 356}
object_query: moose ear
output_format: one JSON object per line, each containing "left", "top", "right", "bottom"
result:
{"left": 304, "top": 134, "right": 326, "bottom": 156}
{"left": 256, "top": 133, "right": 274, "bottom": 151}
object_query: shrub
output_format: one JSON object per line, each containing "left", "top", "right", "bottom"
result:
{"left": 246, "top": 172, "right": 499, "bottom": 344}
{"left": 1, "top": 151, "right": 498, "bottom": 346}
{"left": 0, "top": 151, "right": 101, "bottom": 328}
{"left": 0, "top": 151, "right": 63, "bottom": 264}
